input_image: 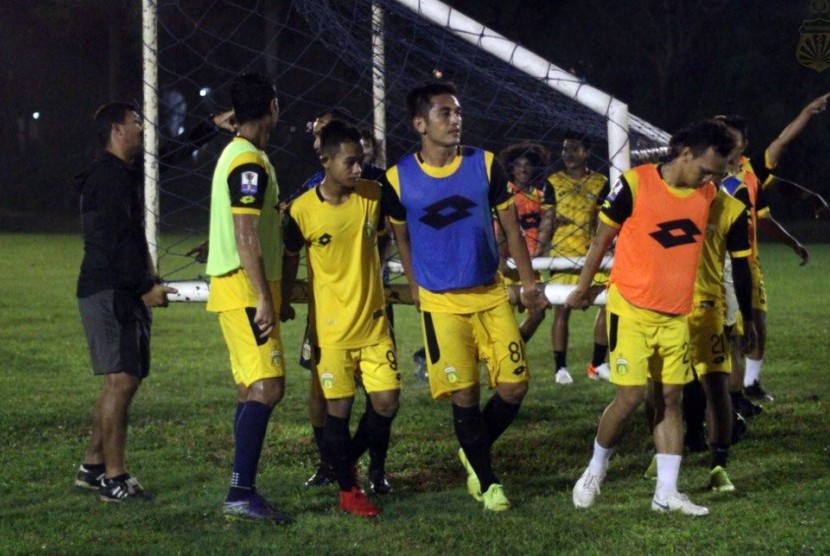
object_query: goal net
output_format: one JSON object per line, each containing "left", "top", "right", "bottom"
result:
{"left": 145, "top": 0, "right": 670, "bottom": 303}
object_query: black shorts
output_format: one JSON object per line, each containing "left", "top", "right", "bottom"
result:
{"left": 78, "top": 289, "right": 151, "bottom": 378}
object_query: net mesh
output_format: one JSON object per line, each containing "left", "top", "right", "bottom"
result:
{"left": 152, "top": 0, "right": 669, "bottom": 286}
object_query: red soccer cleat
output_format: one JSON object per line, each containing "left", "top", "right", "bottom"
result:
{"left": 339, "top": 486, "right": 380, "bottom": 518}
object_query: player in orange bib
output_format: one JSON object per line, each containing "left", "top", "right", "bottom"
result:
{"left": 566, "top": 120, "right": 735, "bottom": 517}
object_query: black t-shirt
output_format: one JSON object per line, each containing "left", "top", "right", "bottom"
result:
{"left": 75, "top": 151, "right": 155, "bottom": 298}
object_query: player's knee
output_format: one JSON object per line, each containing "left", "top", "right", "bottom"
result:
{"left": 248, "top": 377, "right": 285, "bottom": 407}
{"left": 497, "top": 380, "right": 528, "bottom": 404}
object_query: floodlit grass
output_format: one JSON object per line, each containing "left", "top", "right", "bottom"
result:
{"left": 1, "top": 234, "right": 828, "bottom": 554}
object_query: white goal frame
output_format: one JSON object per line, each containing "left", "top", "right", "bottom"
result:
{"left": 143, "top": 0, "right": 671, "bottom": 305}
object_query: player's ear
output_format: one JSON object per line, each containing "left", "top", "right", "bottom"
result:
{"left": 320, "top": 154, "right": 329, "bottom": 168}
{"left": 413, "top": 115, "right": 426, "bottom": 135}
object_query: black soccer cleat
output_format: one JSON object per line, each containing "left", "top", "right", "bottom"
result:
{"left": 368, "top": 468, "right": 393, "bottom": 495}
{"left": 75, "top": 464, "right": 104, "bottom": 491}
{"left": 99, "top": 474, "right": 153, "bottom": 502}
{"left": 304, "top": 463, "right": 336, "bottom": 487}
{"left": 731, "top": 411, "right": 748, "bottom": 445}
{"left": 744, "top": 381, "right": 774, "bottom": 402}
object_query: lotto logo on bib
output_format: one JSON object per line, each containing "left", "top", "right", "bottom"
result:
{"left": 321, "top": 372, "right": 335, "bottom": 389}
{"left": 615, "top": 358, "right": 629, "bottom": 376}
{"left": 444, "top": 367, "right": 458, "bottom": 384}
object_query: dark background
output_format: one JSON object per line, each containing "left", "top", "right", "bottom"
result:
{"left": 2, "top": 0, "right": 828, "bottom": 239}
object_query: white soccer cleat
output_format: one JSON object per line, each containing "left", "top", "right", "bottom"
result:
{"left": 555, "top": 368, "right": 574, "bottom": 385}
{"left": 573, "top": 467, "right": 603, "bottom": 508}
{"left": 651, "top": 492, "right": 709, "bottom": 517}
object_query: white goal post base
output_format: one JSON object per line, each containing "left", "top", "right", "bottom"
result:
{"left": 167, "top": 280, "right": 606, "bottom": 306}
{"left": 507, "top": 255, "right": 614, "bottom": 272}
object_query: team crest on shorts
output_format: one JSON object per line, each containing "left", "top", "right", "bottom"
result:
{"left": 615, "top": 357, "right": 628, "bottom": 376}
{"left": 270, "top": 349, "right": 282, "bottom": 366}
{"left": 321, "top": 372, "right": 335, "bottom": 389}
{"left": 444, "top": 366, "right": 458, "bottom": 384}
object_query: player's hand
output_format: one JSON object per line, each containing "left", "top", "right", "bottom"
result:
{"left": 808, "top": 193, "right": 829, "bottom": 219}
{"left": 793, "top": 242, "right": 809, "bottom": 266}
{"left": 520, "top": 284, "right": 548, "bottom": 312}
{"left": 186, "top": 241, "right": 209, "bottom": 263}
{"left": 806, "top": 93, "right": 830, "bottom": 114}
{"left": 739, "top": 321, "right": 758, "bottom": 355}
{"left": 565, "top": 286, "right": 591, "bottom": 310}
{"left": 142, "top": 283, "right": 178, "bottom": 308}
{"left": 279, "top": 302, "right": 295, "bottom": 322}
{"left": 254, "top": 297, "right": 276, "bottom": 339}
{"left": 212, "top": 110, "right": 237, "bottom": 133}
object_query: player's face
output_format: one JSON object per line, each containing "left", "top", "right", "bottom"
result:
{"left": 417, "top": 93, "right": 462, "bottom": 148}
{"left": 323, "top": 141, "right": 363, "bottom": 188}
{"left": 312, "top": 114, "right": 334, "bottom": 155}
{"left": 116, "top": 111, "right": 143, "bottom": 155}
{"left": 511, "top": 156, "right": 536, "bottom": 188}
{"left": 684, "top": 146, "right": 728, "bottom": 188}
{"left": 562, "top": 138, "right": 588, "bottom": 170}
{"left": 725, "top": 127, "right": 747, "bottom": 164}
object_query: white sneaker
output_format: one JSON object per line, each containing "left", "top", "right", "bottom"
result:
{"left": 594, "top": 363, "right": 610, "bottom": 381}
{"left": 651, "top": 492, "right": 709, "bottom": 517}
{"left": 555, "top": 368, "right": 574, "bottom": 385}
{"left": 573, "top": 467, "right": 604, "bottom": 508}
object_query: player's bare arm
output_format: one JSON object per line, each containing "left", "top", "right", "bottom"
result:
{"left": 535, "top": 205, "right": 555, "bottom": 257}
{"left": 766, "top": 92, "right": 829, "bottom": 168}
{"left": 758, "top": 214, "right": 809, "bottom": 266}
{"left": 565, "top": 221, "right": 617, "bottom": 310}
{"left": 233, "top": 212, "right": 274, "bottom": 337}
{"left": 280, "top": 249, "right": 300, "bottom": 322}
{"left": 391, "top": 221, "right": 420, "bottom": 311}
{"left": 498, "top": 202, "right": 546, "bottom": 311}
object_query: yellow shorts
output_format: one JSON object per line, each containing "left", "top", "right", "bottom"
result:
{"left": 217, "top": 282, "right": 286, "bottom": 387}
{"left": 750, "top": 260, "right": 767, "bottom": 312}
{"left": 421, "top": 300, "right": 529, "bottom": 399}
{"left": 688, "top": 301, "right": 730, "bottom": 377}
{"left": 607, "top": 311, "right": 692, "bottom": 386}
{"left": 315, "top": 338, "right": 401, "bottom": 399}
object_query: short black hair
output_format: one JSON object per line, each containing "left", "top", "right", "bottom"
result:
{"left": 93, "top": 102, "right": 137, "bottom": 148}
{"left": 406, "top": 82, "right": 458, "bottom": 120}
{"left": 231, "top": 72, "right": 276, "bottom": 125}
{"left": 563, "top": 129, "right": 592, "bottom": 150}
{"left": 319, "top": 120, "right": 363, "bottom": 158}
{"left": 669, "top": 119, "right": 736, "bottom": 159}
{"left": 713, "top": 114, "right": 749, "bottom": 141}
{"left": 313, "top": 107, "right": 354, "bottom": 126}
{"left": 499, "top": 142, "right": 549, "bottom": 184}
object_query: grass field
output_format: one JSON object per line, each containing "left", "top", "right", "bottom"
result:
{"left": 1, "top": 234, "right": 828, "bottom": 555}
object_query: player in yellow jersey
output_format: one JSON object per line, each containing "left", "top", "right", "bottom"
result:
{"left": 546, "top": 132, "right": 610, "bottom": 383}
{"left": 714, "top": 115, "right": 811, "bottom": 410}
{"left": 686, "top": 184, "right": 755, "bottom": 492}
{"left": 283, "top": 121, "right": 400, "bottom": 518}
{"left": 206, "top": 73, "right": 291, "bottom": 524}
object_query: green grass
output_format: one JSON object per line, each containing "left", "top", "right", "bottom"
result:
{"left": 1, "top": 234, "right": 828, "bottom": 554}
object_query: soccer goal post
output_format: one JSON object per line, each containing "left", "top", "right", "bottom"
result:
{"left": 144, "top": 0, "right": 672, "bottom": 306}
